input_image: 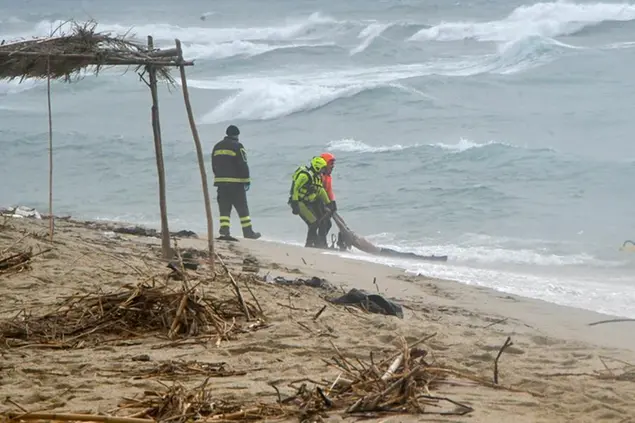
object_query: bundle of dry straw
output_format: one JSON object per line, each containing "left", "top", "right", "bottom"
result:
{"left": 0, "top": 280, "right": 260, "bottom": 348}
{"left": 0, "top": 20, "right": 175, "bottom": 82}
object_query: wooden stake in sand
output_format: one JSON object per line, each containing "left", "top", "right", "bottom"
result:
{"left": 146, "top": 35, "right": 171, "bottom": 260}
{"left": 174, "top": 38, "right": 215, "bottom": 271}
{"left": 46, "top": 55, "right": 54, "bottom": 242}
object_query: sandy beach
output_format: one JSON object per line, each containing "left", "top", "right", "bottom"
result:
{"left": 1, "top": 215, "right": 634, "bottom": 423}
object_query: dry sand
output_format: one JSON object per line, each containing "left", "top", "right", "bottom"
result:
{"left": 1, "top": 216, "right": 634, "bottom": 423}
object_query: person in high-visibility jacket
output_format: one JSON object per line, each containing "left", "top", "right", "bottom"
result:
{"left": 318, "top": 152, "right": 337, "bottom": 241}
{"left": 211, "top": 125, "right": 261, "bottom": 240}
{"left": 288, "top": 156, "right": 335, "bottom": 248}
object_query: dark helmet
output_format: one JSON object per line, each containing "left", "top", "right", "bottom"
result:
{"left": 226, "top": 125, "right": 240, "bottom": 137}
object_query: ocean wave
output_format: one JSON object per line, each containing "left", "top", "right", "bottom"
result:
{"left": 184, "top": 40, "right": 333, "bottom": 60}
{"left": 199, "top": 81, "right": 405, "bottom": 124}
{"left": 349, "top": 22, "right": 394, "bottom": 55}
{"left": 486, "top": 35, "right": 582, "bottom": 74}
{"left": 0, "top": 80, "right": 40, "bottom": 96}
{"left": 328, "top": 138, "right": 521, "bottom": 154}
{"left": 191, "top": 48, "right": 551, "bottom": 123}
{"left": 331, "top": 247, "right": 635, "bottom": 318}
{"left": 409, "top": 1, "right": 635, "bottom": 43}
{"left": 327, "top": 139, "right": 421, "bottom": 153}
{"left": 27, "top": 13, "right": 340, "bottom": 44}
{"left": 361, "top": 231, "right": 628, "bottom": 269}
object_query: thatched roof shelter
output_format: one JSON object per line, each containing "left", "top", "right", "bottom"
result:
{"left": 0, "top": 21, "right": 189, "bottom": 82}
{"left": 0, "top": 20, "right": 216, "bottom": 268}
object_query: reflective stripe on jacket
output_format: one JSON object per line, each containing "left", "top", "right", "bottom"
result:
{"left": 211, "top": 136, "right": 250, "bottom": 185}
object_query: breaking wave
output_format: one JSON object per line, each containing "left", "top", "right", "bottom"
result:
{"left": 409, "top": 1, "right": 635, "bottom": 42}
{"left": 327, "top": 138, "right": 518, "bottom": 154}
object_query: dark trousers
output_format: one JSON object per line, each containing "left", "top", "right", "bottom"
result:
{"left": 217, "top": 184, "right": 253, "bottom": 235}
{"left": 297, "top": 201, "right": 331, "bottom": 248}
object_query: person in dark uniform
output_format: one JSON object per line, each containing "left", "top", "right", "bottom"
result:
{"left": 211, "top": 125, "right": 261, "bottom": 240}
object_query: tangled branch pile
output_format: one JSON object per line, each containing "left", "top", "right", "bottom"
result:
{"left": 0, "top": 250, "right": 31, "bottom": 275}
{"left": 120, "top": 379, "right": 284, "bottom": 423}
{"left": 117, "top": 338, "right": 476, "bottom": 422}
{"left": 0, "top": 20, "right": 177, "bottom": 82}
{"left": 0, "top": 281, "right": 261, "bottom": 348}
{"left": 280, "top": 336, "right": 474, "bottom": 420}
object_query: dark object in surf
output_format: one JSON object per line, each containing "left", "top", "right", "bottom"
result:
{"left": 332, "top": 212, "right": 448, "bottom": 262}
{"left": 329, "top": 288, "right": 404, "bottom": 319}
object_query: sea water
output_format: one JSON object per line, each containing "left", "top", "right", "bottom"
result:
{"left": 2, "top": 0, "right": 635, "bottom": 317}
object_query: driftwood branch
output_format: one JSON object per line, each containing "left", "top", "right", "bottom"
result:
{"left": 494, "top": 336, "right": 513, "bottom": 384}
{"left": 588, "top": 318, "right": 635, "bottom": 327}
{"left": 215, "top": 253, "right": 251, "bottom": 321}
{"left": 1, "top": 412, "right": 153, "bottom": 423}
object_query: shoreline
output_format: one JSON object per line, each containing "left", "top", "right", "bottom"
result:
{"left": 1, "top": 214, "right": 635, "bottom": 421}
{"left": 6, "top": 209, "right": 634, "bottom": 351}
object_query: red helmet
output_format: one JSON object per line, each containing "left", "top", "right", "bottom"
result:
{"left": 320, "top": 152, "right": 335, "bottom": 164}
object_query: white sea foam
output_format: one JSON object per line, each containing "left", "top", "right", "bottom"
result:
{"left": 409, "top": 1, "right": 635, "bottom": 42}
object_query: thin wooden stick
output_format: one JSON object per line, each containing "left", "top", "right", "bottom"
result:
{"left": 47, "top": 55, "right": 54, "bottom": 242}
{"left": 1, "top": 412, "right": 153, "bottom": 423}
{"left": 174, "top": 38, "right": 215, "bottom": 271}
{"left": 147, "top": 35, "right": 171, "bottom": 260}
{"left": 493, "top": 336, "right": 513, "bottom": 384}
{"left": 588, "top": 318, "right": 635, "bottom": 326}
{"left": 215, "top": 252, "right": 251, "bottom": 321}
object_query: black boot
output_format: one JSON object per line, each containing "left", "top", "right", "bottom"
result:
{"left": 315, "top": 234, "right": 329, "bottom": 249}
{"left": 219, "top": 226, "right": 230, "bottom": 237}
{"left": 243, "top": 227, "right": 261, "bottom": 240}
{"left": 305, "top": 227, "right": 318, "bottom": 248}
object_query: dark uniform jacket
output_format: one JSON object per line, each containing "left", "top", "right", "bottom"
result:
{"left": 211, "top": 136, "right": 250, "bottom": 186}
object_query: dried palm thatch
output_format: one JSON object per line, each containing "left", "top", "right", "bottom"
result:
{"left": 0, "top": 280, "right": 263, "bottom": 349}
{"left": 120, "top": 379, "right": 284, "bottom": 423}
{"left": 0, "top": 20, "right": 189, "bottom": 83}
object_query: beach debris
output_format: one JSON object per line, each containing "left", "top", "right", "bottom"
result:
{"left": 329, "top": 288, "right": 404, "bottom": 319}
{"left": 494, "top": 336, "right": 514, "bottom": 384}
{"left": 281, "top": 336, "right": 474, "bottom": 420}
{"left": 82, "top": 221, "right": 198, "bottom": 239}
{"left": 0, "top": 246, "right": 52, "bottom": 276}
{"left": 215, "top": 252, "right": 258, "bottom": 320}
{"left": 0, "top": 250, "right": 32, "bottom": 274}
{"left": 588, "top": 318, "right": 635, "bottom": 326}
{"left": 0, "top": 335, "right": 546, "bottom": 423}
{"left": 536, "top": 355, "right": 635, "bottom": 382}
{"left": 113, "top": 336, "right": 474, "bottom": 421}
{"left": 121, "top": 359, "right": 248, "bottom": 380}
{"left": 118, "top": 379, "right": 282, "bottom": 423}
{"left": 264, "top": 275, "right": 337, "bottom": 292}
{"left": 242, "top": 255, "right": 260, "bottom": 273}
{"left": 0, "top": 280, "right": 263, "bottom": 348}
{"left": 0, "top": 205, "right": 42, "bottom": 220}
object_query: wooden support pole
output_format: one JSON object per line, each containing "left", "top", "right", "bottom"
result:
{"left": 147, "top": 35, "right": 171, "bottom": 260}
{"left": 46, "top": 55, "right": 54, "bottom": 242}
{"left": 174, "top": 38, "right": 215, "bottom": 271}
